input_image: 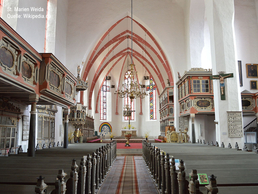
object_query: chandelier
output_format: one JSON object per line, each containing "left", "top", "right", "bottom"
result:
{"left": 114, "top": 0, "right": 148, "bottom": 100}
{"left": 115, "top": 63, "right": 147, "bottom": 100}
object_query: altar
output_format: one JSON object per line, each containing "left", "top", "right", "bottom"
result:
{"left": 121, "top": 129, "right": 137, "bottom": 137}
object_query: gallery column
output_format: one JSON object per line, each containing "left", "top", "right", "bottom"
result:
{"left": 190, "top": 114, "right": 196, "bottom": 143}
{"left": 63, "top": 108, "right": 70, "bottom": 148}
{"left": 28, "top": 94, "right": 39, "bottom": 157}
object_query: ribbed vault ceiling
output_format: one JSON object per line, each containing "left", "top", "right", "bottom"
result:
{"left": 82, "top": 15, "right": 174, "bottom": 110}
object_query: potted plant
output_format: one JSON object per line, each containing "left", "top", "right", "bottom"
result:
{"left": 110, "top": 133, "right": 114, "bottom": 140}
{"left": 145, "top": 132, "right": 149, "bottom": 141}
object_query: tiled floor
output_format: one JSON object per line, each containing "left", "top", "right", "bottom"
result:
{"left": 98, "top": 156, "right": 158, "bottom": 194}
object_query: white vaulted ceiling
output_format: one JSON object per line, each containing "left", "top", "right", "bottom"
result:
{"left": 66, "top": 0, "right": 189, "bottom": 110}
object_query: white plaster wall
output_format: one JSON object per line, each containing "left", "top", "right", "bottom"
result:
{"left": 234, "top": 0, "right": 258, "bottom": 93}
{"left": 204, "top": 115, "right": 216, "bottom": 143}
{"left": 243, "top": 115, "right": 257, "bottom": 129}
{"left": 190, "top": 115, "right": 215, "bottom": 143}
{"left": 1, "top": 0, "right": 19, "bottom": 30}
{"left": 16, "top": 0, "right": 47, "bottom": 53}
{"left": 194, "top": 115, "right": 205, "bottom": 142}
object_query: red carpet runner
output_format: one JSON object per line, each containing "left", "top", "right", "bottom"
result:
{"left": 116, "top": 143, "right": 142, "bottom": 149}
{"left": 116, "top": 156, "right": 139, "bottom": 194}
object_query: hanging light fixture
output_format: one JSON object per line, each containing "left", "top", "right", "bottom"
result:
{"left": 114, "top": 0, "right": 148, "bottom": 100}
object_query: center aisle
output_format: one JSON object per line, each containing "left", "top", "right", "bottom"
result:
{"left": 98, "top": 156, "right": 158, "bottom": 194}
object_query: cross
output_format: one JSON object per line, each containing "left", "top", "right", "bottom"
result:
{"left": 123, "top": 104, "right": 135, "bottom": 129}
{"left": 210, "top": 72, "right": 233, "bottom": 100}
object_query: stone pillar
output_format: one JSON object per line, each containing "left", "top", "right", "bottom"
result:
{"left": 28, "top": 94, "right": 38, "bottom": 157}
{"left": 63, "top": 108, "right": 70, "bottom": 148}
{"left": 205, "top": 0, "right": 243, "bottom": 147}
{"left": 190, "top": 114, "right": 196, "bottom": 143}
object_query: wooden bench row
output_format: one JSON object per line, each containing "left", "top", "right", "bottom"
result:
{"left": 142, "top": 141, "right": 219, "bottom": 194}
{"left": 35, "top": 141, "right": 117, "bottom": 194}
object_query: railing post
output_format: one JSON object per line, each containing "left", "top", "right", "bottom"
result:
{"left": 66, "top": 159, "right": 79, "bottom": 194}
{"left": 158, "top": 149, "right": 161, "bottom": 190}
{"left": 178, "top": 160, "right": 187, "bottom": 194}
{"left": 109, "top": 142, "right": 112, "bottom": 167}
{"left": 56, "top": 169, "right": 67, "bottom": 194}
{"left": 102, "top": 146, "right": 105, "bottom": 179}
{"left": 154, "top": 148, "right": 158, "bottom": 186}
{"left": 154, "top": 146, "right": 157, "bottom": 181}
{"left": 161, "top": 152, "right": 165, "bottom": 194}
{"left": 152, "top": 146, "right": 155, "bottom": 177}
{"left": 104, "top": 145, "right": 108, "bottom": 176}
{"left": 91, "top": 152, "right": 97, "bottom": 194}
{"left": 150, "top": 146, "right": 153, "bottom": 177}
{"left": 86, "top": 155, "right": 92, "bottom": 194}
{"left": 228, "top": 143, "right": 232, "bottom": 149}
{"left": 205, "top": 174, "right": 218, "bottom": 194}
{"left": 165, "top": 153, "right": 171, "bottom": 194}
{"left": 78, "top": 156, "right": 86, "bottom": 194}
{"left": 99, "top": 147, "right": 103, "bottom": 184}
{"left": 35, "top": 176, "right": 48, "bottom": 194}
{"left": 170, "top": 157, "right": 178, "bottom": 194}
{"left": 96, "top": 149, "right": 100, "bottom": 189}
{"left": 235, "top": 142, "right": 239, "bottom": 150}
{"left": 188, "top": 169, "right": 200, "bottom": 194}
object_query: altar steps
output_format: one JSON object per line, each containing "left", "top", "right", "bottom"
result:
{"left": 106, "top": 138, "right": 145, "bottom": 143}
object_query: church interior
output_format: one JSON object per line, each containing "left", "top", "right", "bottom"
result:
{"left": 0, "top": 0, "right": 258, "bottom": 193}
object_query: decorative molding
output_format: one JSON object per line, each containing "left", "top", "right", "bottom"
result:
{"left": 179, "top": 116, "right": 188, "bottom": 131}
{"left": 185, "top": 99, "right": 192, "bottom": 111}
{"left": 65, "top": 75, "right": 76, "bottom": 100}
{"left": 0, "top": 115, "right": 17, "bottom": 126}
{"left": 49, "top": 61, "right": 63, "bottom": 94}
{"left": 227, "top": 111, "right": 243, "bottom": 138}
{"left": 193, "top": 98, "right": 213, "bottom": 111}
{"left": 21, "top": 53, "right": 37, "bottom": 85}
{"left": 22, "top": 115, "right": 29, "bottom": 141}
{"left": 241, "top": 97, "right": 255, "bottom": 110}
{"left": 0, "top": 38, "right": 20, "bottom": 77}
{"left": 0, "top": 98, "right": 21, "bottom": 113}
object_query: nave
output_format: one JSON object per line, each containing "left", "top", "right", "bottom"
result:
{"left": 0, "top": 142, "right": 258, "bottom": 194}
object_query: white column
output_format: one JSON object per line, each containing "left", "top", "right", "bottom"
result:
{"left": 187, "top": 0, "right": 205, "bottom": 69}
{"left": 205, "top": 0, "right": 244, "bottom": 147}
{"left": 45, "top": 0, "right": 57, "bottom": 53}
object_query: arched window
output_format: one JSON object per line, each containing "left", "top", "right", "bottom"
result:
{"left": 100, "top": 80, "right": 110, "bottom": 120}
{"left": 147, "top": 78, "right": 157, "bottom": 120}
{"left": 123, "top": 71, "right": 135, "bottom": 121}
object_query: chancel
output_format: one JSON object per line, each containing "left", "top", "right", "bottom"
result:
{"left": 0, "top": 0, "right": 258, "bottom": 193}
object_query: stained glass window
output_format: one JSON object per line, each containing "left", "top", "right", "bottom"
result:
{"left": 147, "top": 78, "right": 157, "bottom": 120}
{"left": 100, "top": 80, "right": 110, "bottom": 120}
{"left": 123, "top": 71, "right": 135, "bottom": 121}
